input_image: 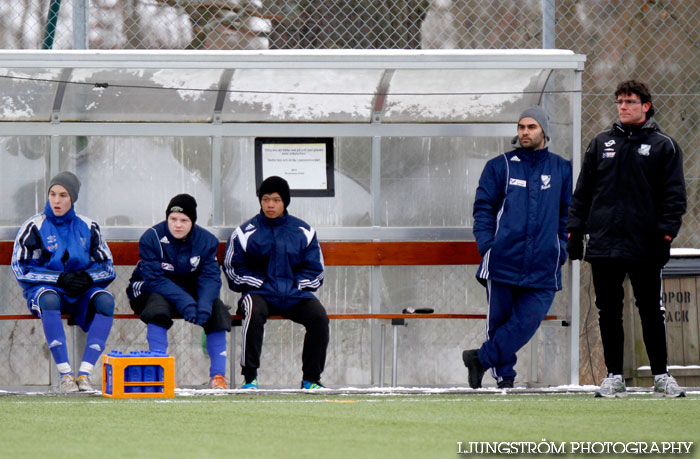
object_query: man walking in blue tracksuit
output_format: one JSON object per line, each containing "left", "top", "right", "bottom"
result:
{"left": 462, "top": 106, "right": 572, "bottom": 389}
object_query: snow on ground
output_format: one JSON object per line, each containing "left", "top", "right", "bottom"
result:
{"left": 2, "top": 385, "right": 698, "bottom": 397}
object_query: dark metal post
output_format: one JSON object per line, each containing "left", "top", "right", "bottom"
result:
{"left": 42, "top": 0, "right": 63, "bottom": 49}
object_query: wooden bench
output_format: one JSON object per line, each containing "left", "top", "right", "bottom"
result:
{"left": 0, "top": 240, "right": 565, "bottom": 387}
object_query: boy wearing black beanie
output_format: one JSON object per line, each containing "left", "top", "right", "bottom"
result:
{"left": 127, "top": 193, "right": 232, "bottom": 389}
{"left": 224, "top": 176, "right": 328, "bottom": 390}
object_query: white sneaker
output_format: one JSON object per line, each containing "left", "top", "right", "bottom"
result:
{"left": 60, "top": 374, "right": 79, "bottom": 393}
{"left": 595, "top": 376, "right": 626, "bottom": 398}
{"left": 76, "top": 375, "right": 94, "bottom": 392}
{"left": 654, "top": 374, "right": 686, "bottom": 398}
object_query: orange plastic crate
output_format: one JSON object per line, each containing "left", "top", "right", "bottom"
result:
{"left": 102, "top": 352, "right": 175, "bottom": 399}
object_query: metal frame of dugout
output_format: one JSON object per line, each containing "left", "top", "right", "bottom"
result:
{"left": 0, "top": 49, "right": 586, "bottom": 387}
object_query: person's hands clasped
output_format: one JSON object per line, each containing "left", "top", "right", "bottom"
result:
{"left": 195, "top": 309, "right": 211, "bottom": 326}
{"left": 57, "top": 271, "right": 94, "bottom": 297}
{"left": 181, "top": 304, "right": 198, "bottom": 323}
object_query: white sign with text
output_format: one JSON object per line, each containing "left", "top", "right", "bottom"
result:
{"left": 262, "top": 143, "right": 327, "bottom": 190}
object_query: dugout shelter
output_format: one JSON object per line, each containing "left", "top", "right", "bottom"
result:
{"left": 0, "top": 49, "right": 586, "bottom": 388}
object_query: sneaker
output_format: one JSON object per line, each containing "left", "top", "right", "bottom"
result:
{"left": 595, "top": 376, "right": 627, "bottom": 398}
{"left": 60, "top": 374, "right": 79, "bottom": 393}
{"left": 462, "top": 349, "right": 486, "bottom": 389}
{"left": 76, "top": 375, "right": 93, "bottom": 392}
{"left": 497, "top": 379, "right": 514, "bottom": 389}
{"left": 301, "top": 380, "right": 325, "bottom": 390}
{"left": 208, "top": 374, "right": 227, "bottom": 390}
{"left": 241, "top": 378, "right": 258, "bottom": 390}
{"left": 653, "top": 374, "right": 686, "bottom": 398}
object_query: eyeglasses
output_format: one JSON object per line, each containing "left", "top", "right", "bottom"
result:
{"left": 614, "top": 99, "right": 643, "bottom": 106}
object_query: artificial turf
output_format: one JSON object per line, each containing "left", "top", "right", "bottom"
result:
{"left": 0, "top": 393, "right": 698, "bottom": 458}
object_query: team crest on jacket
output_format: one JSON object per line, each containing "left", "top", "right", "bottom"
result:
{"left": 638, "top": 144, "right": 651, "bottom": 156}
{"left": 604, "top": 140, "right": 615, "bottom": 147}
{"left": 190, "top": 256, "right": 200, "bottom": 271}
{"left": 46, "top": 235, "right": 58, "bottom": 251}
{"left": 541, "top": 175, "right": 551, "bottom": 190}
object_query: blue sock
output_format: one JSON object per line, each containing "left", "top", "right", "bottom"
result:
{"left": 41, "top": 310, "right": 72, "bottom": 375}
{"left": 206, "top": 330, "right": 227, "bottom": 378}
{"left": 79, "top": 313, "right": 113, "bottom": 377}
{"left": 147, "top": 323, "right": 168, "bottom": 353}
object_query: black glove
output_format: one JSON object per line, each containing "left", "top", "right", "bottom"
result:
{"left": 566, "top": 231, "right": 584, "bottom": 261}
{"left": 57, "top": 271, "right": 94, "bottom": 297}
{"left": 653, "top": 234, "right": 672, "bottom": 268}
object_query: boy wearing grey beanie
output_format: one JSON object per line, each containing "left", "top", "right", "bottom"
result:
{"left": 12, "top": 171, "right": 116, "bottom": 393}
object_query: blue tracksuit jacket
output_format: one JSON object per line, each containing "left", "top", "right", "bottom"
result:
{"left": 473, "top": 146, "right": 572, "bottom": 290}
{"left": 223, "top": 210, "right": 324, "bottom": 310}
{"left": 128, "top": 221, "right": 222, "bottom": 316}
{"left": 12, "top": 206, "right": 115, "bottom": 305}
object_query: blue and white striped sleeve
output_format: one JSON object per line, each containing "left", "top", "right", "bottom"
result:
{"left": 11, "top": 216, "right": 61, "bottom": 285}
{"left": 223, "top": 227, "right": 264, "bottom": 292}
{"left": 296, "top": 226, "right": 325, "bottom": 292}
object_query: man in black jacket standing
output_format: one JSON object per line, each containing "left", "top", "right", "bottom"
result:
{"left": 568, "top": 80, "right": 687, "bottom": 398}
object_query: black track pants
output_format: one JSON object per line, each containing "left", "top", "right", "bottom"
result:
{"left": 238, "top": 294, "right": 329, "bottom": 382}
{"left": 591, "top": 259, "right": 668, "bottom": 375}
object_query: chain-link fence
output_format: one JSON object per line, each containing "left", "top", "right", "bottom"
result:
{"left": 1, "top": 1, "right": 548, "bottom": 51}
{"left": 557, "top": 1, "right": 700, "bottom": 385}
{"left": 2, "top": 0, "right": 700, "bottom": 386}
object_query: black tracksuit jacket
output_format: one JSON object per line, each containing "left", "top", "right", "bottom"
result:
{"left": 568, "top": 117, "right": 686, "bottom": 262}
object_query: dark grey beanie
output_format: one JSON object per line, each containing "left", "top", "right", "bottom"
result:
{"left": 48, "top": 171, "right": 81, "bottom": 204}
{"left": 519, "top": 106, "right": 550, "bottom": 140}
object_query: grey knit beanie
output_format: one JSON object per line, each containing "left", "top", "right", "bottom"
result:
{"left": 519, "top": 106, "right": 550, "bottom": 140}
{"left": 48, "top": 171, "right": 81, "bottom": 204}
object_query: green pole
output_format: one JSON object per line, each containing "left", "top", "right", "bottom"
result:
{"left": 42, "top": 0, "right": 62, "bottom": 49}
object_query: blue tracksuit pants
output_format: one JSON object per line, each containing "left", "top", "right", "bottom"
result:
{"left": 477, "top": 280, "right": 555, "bottom": 382}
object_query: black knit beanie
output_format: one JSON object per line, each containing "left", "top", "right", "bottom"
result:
{"left": 258, "top": 176, "right": 290, "bottom": 209}
{"left": 166, "top": 194, "right": 197, "bottom": 224}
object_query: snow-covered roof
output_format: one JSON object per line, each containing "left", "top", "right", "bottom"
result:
{"left": 0, "top": 49, "right": 585, "bottom": 124}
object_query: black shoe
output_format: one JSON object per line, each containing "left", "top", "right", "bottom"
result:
{"left": 462, "top": 349, "right": 486, "bottom": 389}
{"left": 497, "top": 379, "right": 514, "bottom": 389}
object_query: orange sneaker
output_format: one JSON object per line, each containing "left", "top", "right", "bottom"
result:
{"left": 208, "top": 374, "right": 227, "bottom": 389}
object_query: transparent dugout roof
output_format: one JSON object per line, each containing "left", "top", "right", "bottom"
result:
{"left": 0, "top": 50, "right": 585, "bottom": 124}
{"left": 62, "top": 68, "right": 222, "bottom": 122}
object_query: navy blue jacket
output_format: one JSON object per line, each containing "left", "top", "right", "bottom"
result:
{"left": 474, "top": 146, "right": 572, "bottom": 290}
{"left": 223, "top": 211, "right": 324, "bottom": 310}
{"left": 128, "top": 221, "right": 222, "bottom": 316}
